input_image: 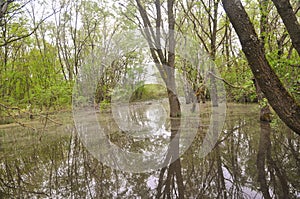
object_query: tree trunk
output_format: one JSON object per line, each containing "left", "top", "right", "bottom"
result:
{"left": 136, "top": 0, "right": 181, "bottom": 118}
{"left": 271, "top": 0, "right": 300, "bottom": 56}
{"left": 210, "top": 0, "right": 220, "bottom": 107}
{"left": 222, "top": 0, "right": 300, "bottom": 134}
{"left": 166, "top": 0, "right": 181, "bottom": 117}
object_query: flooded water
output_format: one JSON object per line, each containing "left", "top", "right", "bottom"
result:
{"left": 0, "top": 103, "right": 299, "bottom": 198}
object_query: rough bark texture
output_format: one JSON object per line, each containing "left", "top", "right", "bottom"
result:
{"left": 271, "top": 0, "right": 300, "bottom": 56}
{"left": 222, "top": 0, "right": 300, "bottom": 134}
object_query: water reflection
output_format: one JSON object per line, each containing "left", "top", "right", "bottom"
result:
{"left": 0, "top": 104, "right": 299, "bottom": 198}
{"left": 111, "top": 101, "right": 169, "bottom": 138}
{"left": 257, "top": 122, "right": 299, "bottom": 199}
{"left": 73, "top": 99, "right": 199, "bottom": 172}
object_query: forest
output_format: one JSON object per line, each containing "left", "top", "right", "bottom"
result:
{"left": 0, "top": 0, "right": 299, "bottom": 132}
{"left": 0, "top": 0, "right": 300, "bottom": 198}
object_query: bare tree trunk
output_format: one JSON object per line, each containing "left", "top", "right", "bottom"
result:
{"left": 166, "top": 0, "right": 181, "bottom": 117}
{"left": 222, "top": 0, "right": 300, "bottom": 134}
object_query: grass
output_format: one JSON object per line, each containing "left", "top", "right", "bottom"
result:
{"left": 130, "top": 84, "right": 168, "bottom": 102}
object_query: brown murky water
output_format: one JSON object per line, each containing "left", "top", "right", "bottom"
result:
{"left": 0, "top": 103, "right": 299, "bottom": 198}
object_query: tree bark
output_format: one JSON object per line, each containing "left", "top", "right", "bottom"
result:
{"left": 222, "top": 0, "right": 300, "bottom": 134}
{"left": 166, "top": 0, "right": 181, "bottom": 117}
{"left": 271, "top": 0, "right": 300, "bottom": 56}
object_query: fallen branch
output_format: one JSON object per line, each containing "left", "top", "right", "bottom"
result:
{"left": 0, "top": 103, "right": 37, "bottom": 131}
{"left": 0, "top": 103, "right": 63, "bottom": 130}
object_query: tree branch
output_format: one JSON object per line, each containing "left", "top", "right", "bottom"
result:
{"left": 0, "top": 7, "right": 58, "bottom": 47}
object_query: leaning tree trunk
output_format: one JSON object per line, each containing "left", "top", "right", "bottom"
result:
{"left": 271, "top": 0, "right": 300, "bottom": 56}
{"left": 222, "top": 0, "right": 300, "bottom": 134}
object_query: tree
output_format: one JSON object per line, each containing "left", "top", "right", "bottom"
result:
{"left": 0, "top": 0, "right": 54, "bottom": 47}
{"left": 51, "top": 0, "right": 82, "bottom": 81}
{"left": 271, "top": 0, "right": 300, "bottom": 56}
{"left": 179, "top": 0, "right": 225, "bottom": 106}
{"left": 134, "top": 1, "right": 184, "bottom": 196}
{"left": 221, "top": 0, "right": 300, "bottom": 134}
{"left": 135, "top": 0, "right": 181, "bottom": 118}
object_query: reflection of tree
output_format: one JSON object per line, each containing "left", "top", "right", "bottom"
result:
{"left": 156, "top": 118, "right": 184, "bottom": 199}
{"left": 256, "top": 122, "right": 272, "bottom": 199}
{"left": 1, "top": 105, "right": 300, "bottom": 198}
{"left": 215, "top": 145, "right": 227, "bottom": 199}
{"left": 156, "top": 159, "right": 184, "bottom": 199}
{"left": 257, "top": 122, "right": 292, "bottom": 199}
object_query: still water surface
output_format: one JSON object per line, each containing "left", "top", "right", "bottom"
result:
{"left": 0, "top": 103, "right": 299, "bottom": 198}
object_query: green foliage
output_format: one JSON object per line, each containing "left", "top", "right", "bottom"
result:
{"left": 0, "top": 36, "right": 72, "bottom": 111}
{"left": 218, "top": 56, "right": 257, "bottom": 103}
{"left": 267, "top": 51, "right": 300, "bottom": 101}
{"left": 100, "top": 99, "right": 111, "bottom": 110}
{"left": 30, "top": 83, "right": 72, "bottom": 110}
